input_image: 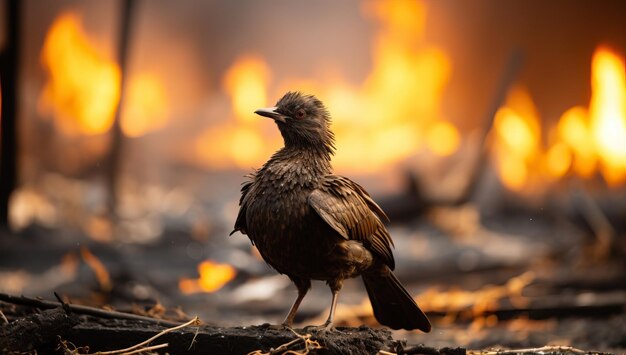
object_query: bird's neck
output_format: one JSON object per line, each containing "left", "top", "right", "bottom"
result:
{"left": 267, "top": 145, "right": 333, "bottom": 176}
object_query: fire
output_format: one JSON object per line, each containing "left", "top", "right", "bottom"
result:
{"left": 589, "top": 47, "right": 626, "bottom": 185}
{"left": 554, "top": 106, "right": 596, "bottom": 178}
{"left": 224, "top": 56, "right": 271, "bottom": 124}
{"left": 39, "top": 12, "right": 121, "bottom": 135}
{"left": 494, "top": 46, "right": 626, "bottom": 191}
{"left": 179, "top": 260, "right": 237, "bottom": 294}
{"left": 325, "top": 271, "right": 535, "bottom": 329}
{"left": 121, "top": 73, "right": 169, "bottom": 137}
{"left": 196, "top": 0, "right": 459, "bottom": 173}
{"left": 492, "top": 86, "right": 542, "bottom": 191}
{"left": 39, "top": 12, "right": 171, "bottom": 138}
{"left": 418, "top": 271, "right": 534, "bottom": 321}
{"left": 196, "top": 56, "right": 279, "bottom": 169}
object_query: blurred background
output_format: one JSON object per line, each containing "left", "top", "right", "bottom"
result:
{"left": 1, "top": 0, "right": 625, "bottom": 350}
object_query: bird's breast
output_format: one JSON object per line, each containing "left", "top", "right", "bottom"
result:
{"left": 243, "top": 170, "right": 344, "bottom": 277}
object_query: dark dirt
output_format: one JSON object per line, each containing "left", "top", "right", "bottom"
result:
{"left": 1, "top": 308, "right": 400, "bottom": 355}
{"left": 67, "top": 318, "right": 396, "bottom": 355}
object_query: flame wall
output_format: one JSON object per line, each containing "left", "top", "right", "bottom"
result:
{"left": 13, "top": 0, "right": 626, "bottom": 189}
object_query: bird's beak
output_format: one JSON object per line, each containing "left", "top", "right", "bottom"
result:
{"left": 254, "top": 107, "right": 287, "bottom": 123}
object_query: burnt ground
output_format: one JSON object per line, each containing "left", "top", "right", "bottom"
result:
{"left": 1, "top": 173, "right": 625, "bottom": 354}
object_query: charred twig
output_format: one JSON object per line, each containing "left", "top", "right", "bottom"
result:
{"left": 113, "top": 343, "right": 169, "bottom": 355}
{"left": 88, "top": 316, "right": 199, "bottom": 355}
{"left": 0, "top": 309, "right": 8, "bottom": 324}
{"left": 0, "top": 292, "right": 183, "bottom": 327}
{"left": 247, "top": 328, "right": 322, "bottom": 355}
{"left": 391, "top": 343, "right": 466, "bottom": 355}
{"left": 571, "top": 182, "right": 617, "bottom": 260}
{"left": 468, "top": 345, "right": 610, "bottom": 355}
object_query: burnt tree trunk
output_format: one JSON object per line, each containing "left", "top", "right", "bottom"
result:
{"left": 0, "top": 0, "right": 21, "bottom": 230}
{"left": 105, "top": 0, "right": 137, "bottom": 217}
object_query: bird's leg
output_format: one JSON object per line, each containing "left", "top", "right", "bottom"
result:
{"left": 320, "top": 279, "right": 343, "bottom": 331}
{"left": 281, "top": 277, "right": 311, "bottom": 327}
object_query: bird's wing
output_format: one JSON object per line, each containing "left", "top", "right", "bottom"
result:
{"left": 308, "top": 175, "right": 395, "bottom": 269}
{"left": 230, "top": 173, "right": 255, "bottom": 236}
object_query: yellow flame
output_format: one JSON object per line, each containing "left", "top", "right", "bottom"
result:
{"left": 555, "top": 106, "right": 596, "bottom": 177}
{"left": 426, "top": 120, "right": 461, "bottom": 156}
{"left": 196, "top": 124, "right": 268, "bottom": 169}
{"left": 179, "top": 260, "right": 236, "bottom": 294}
{"left": 121, "top": 73, "right": 169, "bottom": 137}
{"left": 589, "top": 47, "right": 626, "bottom": 185}
{"left": 328, "top": 271, "right": 535, "bottom": 329}
{"left": 197, "top": 56, "right": 278, "bottom": 170}
{"left": 224, "top": 56, "right": 271, "bottom": 124}
{"left": 493, "top": 46, "right": 626, "bottom": 191}
{"left": 492, "top": 87, "right": 541, "bottom": 191}
{"left": 39, "top": 12, "right": 121, "bottom": 135}
{"left": 545, "top": 141, "right": 572, "bottom": 179}
{"left": 197, "top": 1, "right": 459, "bottom": 173}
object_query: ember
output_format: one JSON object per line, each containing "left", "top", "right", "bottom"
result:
{"left": 178, "top": 260, "right": 237, "bottom": 294}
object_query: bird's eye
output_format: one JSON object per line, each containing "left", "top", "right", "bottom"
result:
{"left": 295, "top": 109, "right": 306, "bottom": 119}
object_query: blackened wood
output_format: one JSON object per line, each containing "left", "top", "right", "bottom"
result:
{"left": 66, "top": 319, "right": 395, "bottom": 355}
{"left": 397, "top": 344, "right": 466, "bottom": 355}
{"left": 0, "top": 292, "right": 182, "bottom": 327}
{"left": 455, "top": 49, "right": 524, "bottom": 205}
{"left": 379, "top": 50, "right": 524, "bottom": 222}
{"left": 105, "top": 0, "right": 137, "bottom": 216}
{"left": 0, "top": 0, "right": 21, "bottom": 229}
{"left": 0, "top": 307, "right": 79, "bottom": 353}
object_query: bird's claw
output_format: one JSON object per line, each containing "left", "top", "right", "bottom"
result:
{"left": 303, "top": 323, "right": 340, "bottom": 334}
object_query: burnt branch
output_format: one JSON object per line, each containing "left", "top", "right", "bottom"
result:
{"left": 0, "top": 292, "right": 182, "bottom": 327}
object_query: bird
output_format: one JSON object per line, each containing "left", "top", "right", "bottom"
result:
{"left": 230, "top": 91, "right": 431, "bottom": 332}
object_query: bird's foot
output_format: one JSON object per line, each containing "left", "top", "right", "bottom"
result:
{"left": 303, "top": 322, "right": 340, "bottom": 334}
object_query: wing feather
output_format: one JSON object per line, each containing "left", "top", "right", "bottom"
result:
{"left": 308, "top": 175, "right": 395, "bottom": 269}
{"left": 230, "top": 174, "right": 255, "bottom": 236}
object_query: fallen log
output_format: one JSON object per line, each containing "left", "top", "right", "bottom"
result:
{"left": 1, "top": 308, "right": 397, "bottom": 354}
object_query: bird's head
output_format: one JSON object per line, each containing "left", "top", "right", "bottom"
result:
{"left": 255, "top": 92, "right": 335, "bottom": 155}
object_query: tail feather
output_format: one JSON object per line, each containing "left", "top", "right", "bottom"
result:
{"left": 362, "top": 270, "right": 431, "bottom": 332}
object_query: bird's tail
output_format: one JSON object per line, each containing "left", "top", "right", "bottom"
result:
{"left": 362, "top": 268, "right": 431, "bottom": 332}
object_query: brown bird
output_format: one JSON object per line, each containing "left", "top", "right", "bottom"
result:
{"left": 231, "top": 92, "right": 431, "bottom": 332}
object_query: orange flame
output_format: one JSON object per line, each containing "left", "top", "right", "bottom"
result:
{"left": 39, "top": 12, "right": 170, "bottom": 138}
{"left": 492, "top": 86, "right": 542, "bottom": 191}
{"left": 589, "top": 47, "right": 626, "bottom": 185}
{"left": 553, "top": 106, "right": 595, "bottom": 178}
{"left": 80, "top": 246, "right": 112, "bottom": 292}
{"left": 196, "top": 1, "right": 459, "bottom": 173}
{"left": 224, "top": 56, "right": 271, "bottom": 124}
{"left": 121, "top": 73, "right": 170, "bottom": 137}
{"left": 179, "top": 260, "right": 237, "bottom": 294}
{"left": 494, "top": 46, "right": 626, "bottom": 190}
{"left": 196, "top": 56, "right": 278, "bottom": 169}
{"left": 326, "top": 271, "right": 535, "bottom": 329}
{"left": 418, "top": 271, "right": 534, "bottom": 320}
{"left": 39, "top": 12, "right": 121, "bottom": 135}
